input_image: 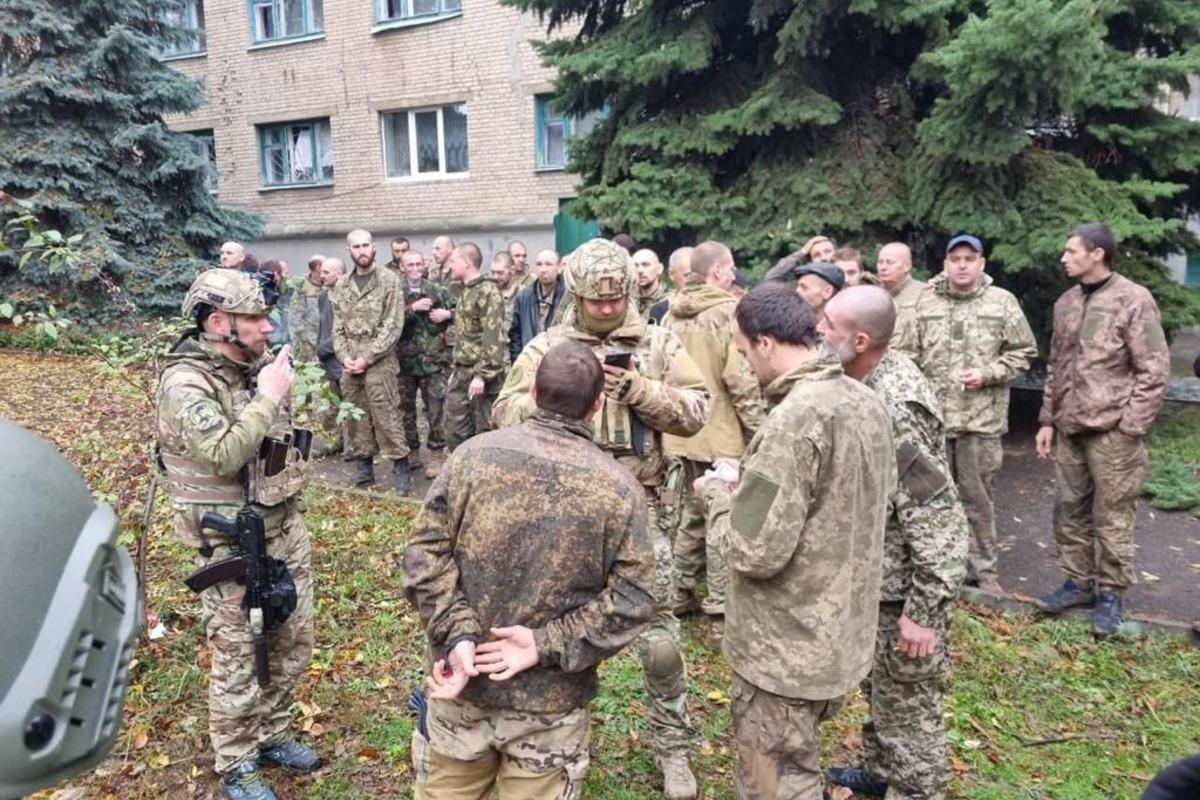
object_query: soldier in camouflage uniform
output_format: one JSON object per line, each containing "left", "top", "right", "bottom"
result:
{"left": 900, "top": 235, "right": 1036, "bottom": 593}
{"left": 698, "top": 284, "right": 896, "bottom": 800}
{"left": 1035, "top": 223, "right": 1170, "bottom": 636}
{"left": 821, "top": 286, "right": 969, "bottom": 800}
{"left": 329, "top": 229, "right": 411, "bottom": 493}
{"left": 155, "top": 270, "right": 319, "bottom": 800}
{"left": 443, "top": 243, "right": 508, "bottom": 451}
{"left": 877, "top": 243, "right": 924, "bottom": 348}
{"left": 396, "top": 249, "right": 451, "bottom": 471}
{"left": 288, "top": 255, "right": 325, "bottom": 363}
{"left": 492, "top": 238, "right": 711, "bottom": 799}
{"left": 404, "top": 341, "right": 657, "bottom": 799}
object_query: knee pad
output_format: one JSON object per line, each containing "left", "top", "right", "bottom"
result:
{"left": 643, "top": 637, "right": 686, "bottom": 697}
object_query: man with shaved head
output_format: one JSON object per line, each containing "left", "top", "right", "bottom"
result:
{"left": 819, "top": 286, "right": 968, "bottom": 800}
{"left": 219, "top": 241, "right": 246, "bottom": 270}
{"left": 634, "top": 248, "right": 667, "bottom": 319}
{"left": 876, "top": 242, "right": 923, "bottom": 347}
{"left": 509, "top": 249, "right": 567, "bottom": 361}
{"left": 430, "top": 235, "right": 456, "bottom": 284}
{"left": 507, "top": 240, "right": 534, "bottom": 288}
{"left": 648, "top": 246, "right": 693, "bottom": 324}
{"left": 329, "top": 229, "right": 412, "bottom": 493}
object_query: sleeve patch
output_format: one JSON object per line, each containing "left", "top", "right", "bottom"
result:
{"left": 730, "top": 470, "right": 780, "bottom": 540}
{"left": 183, "top": 400, "right": 224, "bottom": 433}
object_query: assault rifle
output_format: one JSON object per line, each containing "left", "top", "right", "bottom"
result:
{"left": 185, "top": 506, "right": 297, "bottom": 687}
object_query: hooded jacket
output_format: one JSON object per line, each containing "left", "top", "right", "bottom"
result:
{"left": 662, "top": 283, "right": 764, "bottom": 462}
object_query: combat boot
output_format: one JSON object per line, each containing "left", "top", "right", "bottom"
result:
{"left": 407, "top": 449, "right": 424, "bottom": 469}
{"left": 672, "top": 588, "right": 702, "bottom": 617}
{"left": 351, "top": 457, "right": 375, "bottom": 487}
{"left": 222, "top": 762, "right": 277, "bottom": 800}
{"left": 827, "top": 765, "right": 887, "bottom": 797}
{"left": 259, "top": 739, "right": 321, "bottom": 772}
{"left": 1034, "top": 578, "right": 1094, "bottom": 615}
{"left": 1093, "top": 591, "right": 1123, "bottom": 637}
{"left": 656, "top": 751, "right": 697, "bottom": 799}
{"left": 393, "top": 459, "right": 412, "bottom": 495}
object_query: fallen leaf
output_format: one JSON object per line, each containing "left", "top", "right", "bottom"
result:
{"left": 705, "top": 689, "right": 731, "bottom": 705}
{"left": 146, "top": 752, "right": 170, "bottom": 770}
{"left": 131, "top": 727, "right": 149, "bottom": 749}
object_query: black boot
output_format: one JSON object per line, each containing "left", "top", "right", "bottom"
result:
{"left": 827, "top": 765, "right": 887, "bottom": 797}
{"left": 1093, "top": 591, "right": 1123, "bottom": 637}
{"left": 393, "top": 459, "right": 412, "bottom": 495}
{"left": 351, "top": 457, "right": 375, "bottom": 487}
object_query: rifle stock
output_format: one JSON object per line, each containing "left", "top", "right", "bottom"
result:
{"left": 185, "top": 556, "right": 245, "bottom": 593}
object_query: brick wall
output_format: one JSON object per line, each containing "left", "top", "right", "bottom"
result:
{"left": 165, "top": 0, "right": 580, "bottom": 249}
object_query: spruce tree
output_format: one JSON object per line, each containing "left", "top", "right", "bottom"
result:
{"left": 0, "top": 0, "right": 259, "bottom": 318}
{"left": 512, "top": 0, "right": 1200, "bottom": 337}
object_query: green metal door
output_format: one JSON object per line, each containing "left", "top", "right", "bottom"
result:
{"left": 554, "top": 198, "right": 600, "bottom": 256}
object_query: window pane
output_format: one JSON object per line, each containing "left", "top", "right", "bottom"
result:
{"left": 543, "top": 121, "right": 565, "bottom": 168}
{"left": 311, "top": 0, "right": 323, "bottom": 31}
{"left": 316, "top": 119, "right": 334, "bottom": 181}
{"left": 383, "top": 112, "right": 411, "bottom": 177}
{"left": 287, "top": 124, "right": 314, "bottom": 182}
{"left": 444, "top": 104, "right": 468, "bottom": 173}
{"left": 443, "top": 0, "right": 462, "bottom": 10}
{"left": 254, "top": 1, "right": 274, "bottom": 40}
{"left": 415, "top": 110, "right": 439, "bottom": 173}
{"left": 263, "top": 129, "right": 287, "bottom": 184}
{"left": 282, "top": 0, "right": 306, "bottom": 36}
{"left": 412, "top": 0, "right": 437, "bottom": 15}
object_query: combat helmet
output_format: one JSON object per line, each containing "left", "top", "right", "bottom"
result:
{"left": 563, "top": 238, "right": 636, "bottom": 300}
{"left": 182, "top": 269, "right": 273, "bottom": 317}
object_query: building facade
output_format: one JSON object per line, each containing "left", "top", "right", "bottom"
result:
{"left": 164, "top": 0, "right": 594, "bottom": 266}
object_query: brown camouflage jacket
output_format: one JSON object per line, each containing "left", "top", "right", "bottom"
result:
{"left": 402, "top": 411, "right": 656, "bottom": 713}
{"left": 703, "top": 355, "right": 895, "bottom": 700}
{"left": 492, "top": 304, "right": 710, "bottom": 486}
{"left": 662, "top": 283, "right": 764, "bottom": 461}
{"left": 890, "top": 276, "right": 926, "bottom": 348}
{"left": 1039, "top": 273, "right": 1170, "bottom": 437}
{"left": 451, "top": 275, "right": 508, "bottom": 381}
{"left": 864, "top": 350, "right": 968, "bottom": 626}
{"left": 902, "top": 273, "right": 1036, "bottom": 436}
{"left": 329, "top": 265, "right": 405, "bottom": 366}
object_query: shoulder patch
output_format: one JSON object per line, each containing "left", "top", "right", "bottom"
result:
{"left": 183, "top": 399, "right": 225, "bottom": 433}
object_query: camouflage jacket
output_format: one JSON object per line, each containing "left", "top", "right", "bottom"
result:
{"left": 288, "top": 277, "right": 324, "bottom": 360}
{"left": 703, "top": 355, "right": 895, "bottom": 700}
{"left": 662, "top": 283, "right": 764, "bottom": 462}
{"left": 155, "top": 338, "right": 308, "bottom": 548}
{"left": 1039, "top": 273, "right": 1169, "bottom": 437}
{"left": 890, "top": 276, "right": 926, "bottom": 348}
{"left": 499, "top": 282, "right": 519, "bottom": 330}
{"left": 864, "top": 350, "right": 968, "bottom": 626}
{"left": 492, "top": 304, "right": 711, "bottom": 486}
{"left": 451, "top": 275, "right": 508, "bottom": 381}
{"left": 403, "top": 410, "right": 656, "bottom": 713}
{"left": 903, "top": 273, "right": 1036, "bottom": 436}
{"left": 397, "top": 277, "right": 452, "bottom": 376}
{"left": 329, "top": 265, "right": 405, "bottom": 366}
{"left": 637, "top": 280, "right": 667, "bottom": 319}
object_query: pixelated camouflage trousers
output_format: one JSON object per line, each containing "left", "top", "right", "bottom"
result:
{"left": 639, "top": 492, "right": 694, "bottom": 755}
{"left": 860, "top": 602, "right": 950, "bottom": 800}
{"left": 197, "top": 508, "right": 314, "bottom": 774}
{"left": 444, "top": 367, "right": 500, "bottom": 452}
{"left": 1053, "top": 428, "right": 1147, "bottom": 591}
{"left": 731, "top": 673, "right": 842, "bottom": 800}
{"left": 399, "top": 369, "right": 447, "bottom": 451}
{"left": 413, "top": 700, "right": 590, "bottom": 800}
{"left": 947, "top": 434, "right": 1002, "bottom": 582}
{"left": 340, "top": 352, "right": 409, "bottom": 460}
{"left": 672, "top": 458, "right": 729, "bottom": 605}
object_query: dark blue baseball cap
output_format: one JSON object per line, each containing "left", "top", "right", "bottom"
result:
{"left": 946, "top": 234, "right": 984, "bottom": 254}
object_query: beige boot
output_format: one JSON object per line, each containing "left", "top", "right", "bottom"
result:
{"left": 656, "top": 751, "right": 697, "bottom": 800}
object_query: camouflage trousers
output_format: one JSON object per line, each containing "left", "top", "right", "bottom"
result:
{"left": 413, "top": 699, "right": 590, "bottom": 800}
{"left": 340, "top": 352, "right": 409, "bottom": 461}
{"left": 292, "top": 337, "right": 318, "bottom": 366}
{"left": 1053, "top": 428, "right": 1146, "bottom": 591}
{"left": 638, "top": 491, "right": 694, "bottom": 756}
{"left": 861, "top": 603, "right": 950, "bottom": 800}
{"left": 197, "top": 508, "right": 314, "bottom": 774}
{"left": 399, "top": 369, "right": 447, "bottom": 451}
{"left": 730, "top": 673, "right": 842, "bottom": 800}
{"left": 444, "top": 367, "right": 500, "bottom": 452}
{"left": 947, "top": 435, "right": 1002, "bottom": 582}
{"left": 672, "top": 458, "right": 729, "bottom": 606}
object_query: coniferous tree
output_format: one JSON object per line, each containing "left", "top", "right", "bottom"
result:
{"left": 0, "top": 0, "right": 260, "bottom": 318}
{"left": 513, "top": 0, "right": 1200, "bottom": 338}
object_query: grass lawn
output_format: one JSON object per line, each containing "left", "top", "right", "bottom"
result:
{"left": 2, "top": 351, "right": 1195, "bottom": 799}
{"left": 1144, "top": 403, "right": 1200, "bottom": 516}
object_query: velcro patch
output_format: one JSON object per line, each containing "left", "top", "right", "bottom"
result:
{"left": 183, "top": 400, "right": 224, "bottom": 433}
{"left": 731, "top": 470, "right": 780, "bottom": 540}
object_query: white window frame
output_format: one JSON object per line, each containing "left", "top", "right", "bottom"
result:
{"left": 380, "top": 104, "right": 469, "bottom": 181}
{"left": 375, "top": 0, "right": 462, "bottom": 24}
{"left": 249, "top": 0, "right": 323, "bottom": 45}
{"left": 160, "top": 0, "right": 207, "bottom": 59}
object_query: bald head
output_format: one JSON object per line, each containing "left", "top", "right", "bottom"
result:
{"left": 667, "top": 247, "right": 693, "bottom": 291}
{"left": 876, "top": 242, "right": 913, "bottom": 293}
{"left": 689, "top": 241, "right": 734, "bottom": 285}
{"left": 319, "top": 256, "right": 345, "bottom": 287}
{"left": 818, "top": 285, "right": 897, "bottom": 379}
{"left": 432, "top": 235, "right": 456, "bottom": 265}
{"left": 219, "top": 241, "right": 246, "bottom": 269}
{"left": 346, "top": 229, "right": 373, "bottom": 246}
